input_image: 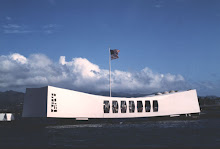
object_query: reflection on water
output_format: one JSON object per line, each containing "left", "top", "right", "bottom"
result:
{"left": 1, "top": 118, "right": 220, "bottom": 148}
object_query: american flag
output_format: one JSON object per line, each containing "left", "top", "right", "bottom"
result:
{"left": 110, "top": 49, "right": 120, "bottom": 60}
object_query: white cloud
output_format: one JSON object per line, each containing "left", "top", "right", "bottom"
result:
{"left": 0, "top": 53, "right": 198, "bottom": 94}
{"left": 9, "top": 53, "right": 27, "bottom": 64}
{"left": 59, "top": 56, "right": 66, "bottom": 65}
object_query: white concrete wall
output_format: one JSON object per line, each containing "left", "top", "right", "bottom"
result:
{"left": 46, "top": 86, "right": 200, "bottom": 118}
{"left": 47, "top": 86, "right": 104, "bottom": 118}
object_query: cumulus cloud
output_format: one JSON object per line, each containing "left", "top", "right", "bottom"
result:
{"left": 9, "top": 53, "right": 27, "bottom": 64}
{"left": 0, "top": 53, "right": 193, "bottom": 94}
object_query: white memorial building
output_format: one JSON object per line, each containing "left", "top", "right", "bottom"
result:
{"left": 22, "top": 86, "right": 201, "bottom": 120}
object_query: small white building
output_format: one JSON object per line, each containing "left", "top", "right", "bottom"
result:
{"left": 0, "top": 113, "right": 15, "bottom": 121}
{"left": 22, "top": 86, "right": 200, "bottom": 120}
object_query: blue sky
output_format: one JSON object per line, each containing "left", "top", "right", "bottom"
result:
{"left": 0, "top": 0, "right": 220, "bottom": 96}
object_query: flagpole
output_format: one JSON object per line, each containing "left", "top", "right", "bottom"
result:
{"left": 109, "top": 48, "right": 111, "bottom": 97}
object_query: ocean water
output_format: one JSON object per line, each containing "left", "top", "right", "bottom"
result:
{"left": 1, "top": 117, "right": 220, "bottom": 148}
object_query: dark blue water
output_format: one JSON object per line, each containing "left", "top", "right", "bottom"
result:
{"left": 1, "top": 118, "right": 220, "bottom": 148}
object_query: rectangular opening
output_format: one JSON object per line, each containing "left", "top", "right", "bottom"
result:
{"left": 103, "top": 100, "right": 110, "bottom": 113}
{"left": 153, "top": 100, "right": 158, "bottom": 112}
{"left": 137, "top": 101, "right": 143, "bottom": 112}
{"left": 129, "top": 101, "right": 135, "bottom": 113}
{"left": 121, "top": 101, "right": 127, "bottom": 113}
{"left": 112, "top": 101, "right": 118, "bottom": 113}
{"left": 145, "top": 100, "right": 151, "bottom": 112}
